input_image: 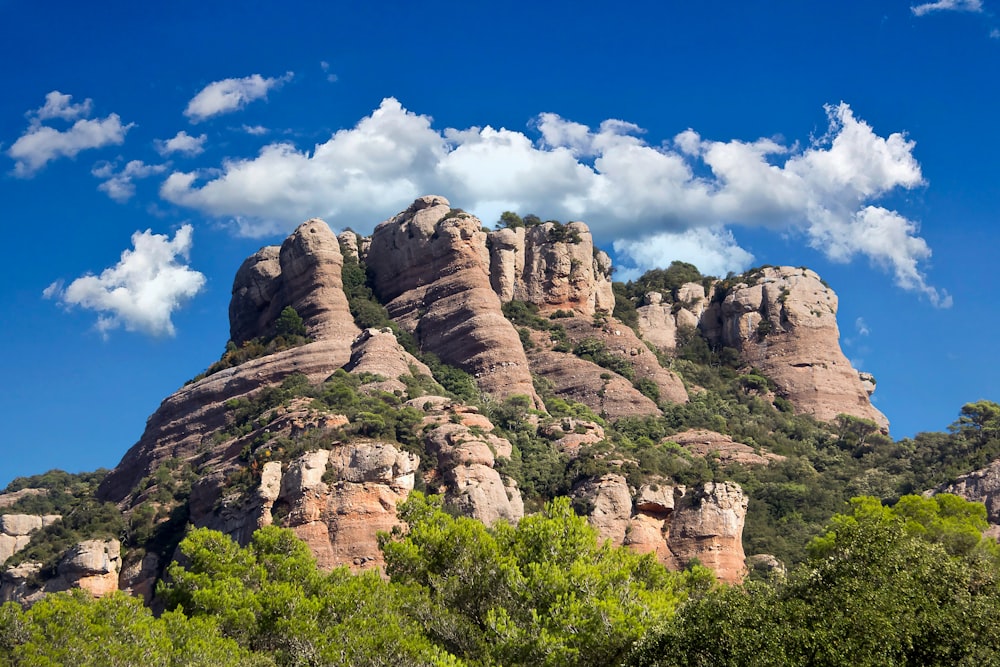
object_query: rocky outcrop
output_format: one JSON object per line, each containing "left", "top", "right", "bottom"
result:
{"left": 520, "top": 312, "right": 689, "bottom": 420}
{"left": 419, "top": 402, "right": 523, "bottom": 525}
{"left": 669, "top": 429, "right": 784, "bottom": 467}
{"left": 100, "top": 219, "right": 364, "bottom": 504}
{"left": 2, "top": 539, "right": 121, "bottom": 604}
{"left": 230, "top": 218, "right": 361, "bottom": 349}
{"left": 0, "top": 514, "right": 59, "bottom": 565}
{"left": 366, "top": 196, "right": 540, "bottom": 406}
{"left": 98, "top": 338, "right": 356, "bottom": 503}
{"left": 571, "top": 475, "right": 748, "bottom": 583}
{"left": 934, "top": 460, "right": 1000, "bottom": 539}
{"left": 489, "top": 222, "right": 614, "bottom": 316}
{"left": 699, "top": 267, "right": 887, "bottom": 429}
{"left": 635, "top": 284, "right": 710, "bottom": 354}
{"left": 345, "top": 327, "right": 433, "bottom": 395}
{"left": 666, "top": 482, "right": 748, "bottom": 583}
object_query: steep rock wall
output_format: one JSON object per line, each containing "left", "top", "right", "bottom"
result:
{"left": 366, "top": 196, "right": 540, "bottom": 406}
{"left": 699, "top": 267, "right": 887, "bottom": 429}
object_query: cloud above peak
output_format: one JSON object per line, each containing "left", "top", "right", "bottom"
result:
{"left": 160, "top": 97, "right": 948, "bottom": 306}
{"left": 44, "top": 225, "right": 205, "bottom": 337}
{"left": 184, "top": 72, "right": 294, "bottom": 122}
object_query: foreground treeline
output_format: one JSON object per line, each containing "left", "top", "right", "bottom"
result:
{"left": 3, "top": 493, "right": 1000, "bottom": 666}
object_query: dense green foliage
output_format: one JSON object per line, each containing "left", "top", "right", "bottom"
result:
{"left": 628, "top": 494, "right": 1000, "bottom": 666}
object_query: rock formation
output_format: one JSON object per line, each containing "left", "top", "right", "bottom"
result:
{"left": 699, "top": 267, "right": 887, "bottom": 429}
{"left": 571, "top": 474, "right": 749, "bottom": 583}
{"left": 230, "top": 218, "right": 361, "bottom": 349}
{"left": 0, "top": 514, "right": 59, "bottom": 565}
{"left": 1, "top": 538, "right": 121, "bottom": 604}
{"left": 366, "top": 196, "right": 540, "bottom": 406}
{"left": 488, "top": 222, "right": 614, "bottom": 316}
{"left": 935, "top": 460, "right": 1000, "bottom": 539}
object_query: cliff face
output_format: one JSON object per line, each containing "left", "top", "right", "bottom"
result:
{"left": 488, "top": 222, "right": 614, "bottom": 316}
{"left": 571, "top": 474, "right": 749, "bottom": 584}
{"left": 700, "top": 267, "right": 887, "bottom": 430}
{"left": 366, "top": 196, "right": 541, "bottom": 407}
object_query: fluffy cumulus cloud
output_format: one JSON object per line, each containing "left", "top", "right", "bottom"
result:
{"left": 92, "top": 160, "right": 168, "bottom": 202}
{"left": 44, "top": 225, "right": 205, "bottom": 337}
{"left": 911, "top": 0, "right": 982, "bottom": 15}
{"left": 160, "top": 98, "right": 948, "bottom": 305}
{"left": 184, "top": 72, "right": 293, "bottom": 122}
{"left": 7, "top": 91, "right": 133, "bottom": 177}
{"left": 155, "top": 130, "right": 206, "bottom": 156}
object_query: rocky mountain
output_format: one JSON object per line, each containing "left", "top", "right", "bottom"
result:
{"left": 3, "top": 195, "right": 897, "bottom": 603}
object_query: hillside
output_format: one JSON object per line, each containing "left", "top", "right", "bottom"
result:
{"left": 2, "top": 195, "right": 999, "bottom": 607}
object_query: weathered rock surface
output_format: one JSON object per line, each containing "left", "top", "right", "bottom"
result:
{"left": 635, "top": 283, "right": 710, "bottom": 354}
{"left": 230, "top": 218, "right": 361, "bottom": 349}
{"left": 366, "top": 196, "right": 540, "bottom": 406}
{"left": 422, "top": 418, "right": 523, "bottom": 525}
{"left": 699, "top": 267, "right": 887, "bottom": 429}
{"left": 935, "top": 459, "right": 1000, "bottom": 538}
{"left": 489, "top": 222, "right": 614, "bottom": 316}
{"left": 345, "top": 327, "right": 432, "bottom": 395}
{"left": 518, "top": 313, "right": 688, "bottom": 421}
{"left": 98, "top": 338, "right": 355, "bottom": 503}
{"left": 2, "top": 539, "right": 122, "bottom": 603}
{"left": 571, "top": 475, "right": 748, "bottom": 583}
{"left": 0, "top": 514, "right": 59, "bottom": 565}
{"left": 0, "top": 489, "right": 47, "bottom": 509}
{"left": 669, "top": 429, "right": 784, "bottom": 466}
{"left": 667, "top": 482, "right": 748, "bottom": 583}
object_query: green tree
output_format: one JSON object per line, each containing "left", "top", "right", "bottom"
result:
{"left": 160, "top": 525, "right": 455, "bottom": 667}
{"left": 275, "top": 306, "right": 307, "bottom": 339}
{"left": 630, "top": 494, "right": 1000, "bottom": 667}
{"left": 383, "top": 492, "right": 706, "bottom": 666}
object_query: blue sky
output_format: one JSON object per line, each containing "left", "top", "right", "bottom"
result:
{"left": 1, "top": 0, "right": 998, "bottom": 488}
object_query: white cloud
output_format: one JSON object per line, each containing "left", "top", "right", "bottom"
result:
{"left": 44, "top": 225, "right": 205, "bottom": 337}
{"left": 242, "top": 124, "right": 269, "bottom": 136}
{"left": 160, "top": 98, "right": 948, "bottom": 305}
{"left": 855, "top": 317, "right": 870, "bottom": 336}
{"left": 155, "top": 130, "right": 206, "bottom": 156}
{"left": 8, "top": 92, "right": 133, "bottom": 177}
{"left": 184, "top": 72, "right": 293, "bottom": 122}
{"left": 30, "top": 91, "right": 93, "bottom": 123}
{"left": 911, "top": 0, "right": 982, "bottom": 15}
{"left": 614, "top": 228, "right": 755, "bottom": 280}
{"left": 991, "top": 27, "right": 1000, "bottom": 38}
{"left": 93, "top": 160, "right": 168, "bottom": 202}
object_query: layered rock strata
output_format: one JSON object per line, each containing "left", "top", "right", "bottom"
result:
{"left": 366, "top": 196, "right": 540, "bottom": 406}
{"left": 699, "top": 267, "right": 887, "bottom": 429}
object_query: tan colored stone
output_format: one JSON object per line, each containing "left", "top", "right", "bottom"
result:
{"left": 367, "top": 196, "right": 541, "bottom": 406}
{"left": 670, "top": 429, "right": 783, "bottom": 466}
{"left": 667, "top": 482, "right": 748, "bottom": 583}
{"left": 0, "top": 514, "right": 42, "bottom": 536}
{"left": 699, "top": 267, "right": 887, "bottom": 429}
{"left": 573, "top": 474, "right": 633, "bottom": 545}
